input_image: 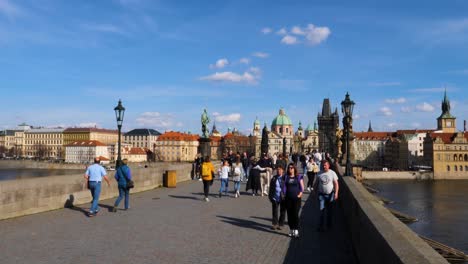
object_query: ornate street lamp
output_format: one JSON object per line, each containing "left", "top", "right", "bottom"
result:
{"left": 341, "top": 92, "right": 355, "bottom": 177}
{"left": 114, "top": 99, "right": 125, "bottom": 167}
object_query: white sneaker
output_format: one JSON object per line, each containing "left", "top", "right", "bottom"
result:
{"left": 294, "top": 229, "right": 299, "bottom": 237}
{"left": 288, "top": 230, "right": 293, "bottom": 237}
{"left": 307, "top": 187, "right": 311, "bottom": 192}
{"left": 198, "top": 178, "right": 202, "bottom": 181}
{"left": 237, "top": 191, "right": 240, "bottom": 197}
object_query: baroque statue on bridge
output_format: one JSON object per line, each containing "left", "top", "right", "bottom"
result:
{"left": 201, "top": 109, "right": 210, "bottom": 138}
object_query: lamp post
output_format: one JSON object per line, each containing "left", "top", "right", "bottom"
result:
{"left": 114, "top": 99, "right": 125, "bottom": 168}
{"left": 341, "top": 92, "right": 355, "bottom": 177}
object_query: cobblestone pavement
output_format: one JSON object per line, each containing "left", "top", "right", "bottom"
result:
{"left": 0, "top": 179, "right": 357, "bottom": 264}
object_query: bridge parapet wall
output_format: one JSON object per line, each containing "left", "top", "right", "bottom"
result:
{"left": 341, "top": 176, "right": 448, "bottom": 264}
{"left": 0, "top": 163, "right": 192, "bottom": 220}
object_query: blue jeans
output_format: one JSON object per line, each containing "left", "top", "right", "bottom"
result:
{"left": 114, "top": 185, "right": 130, "bottom": 209}
{"left": 234, "top": 180, "right": 241, "bottom": 192}
{"left": 89, "top": 181, "right": 101, "bottom": 213}
{"left": 219, "top": 178, "right": 228, "bottom": 193}
{"left": 318, "top": 191, "right": 335, "bottom": 229}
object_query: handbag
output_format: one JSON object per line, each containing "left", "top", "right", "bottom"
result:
{"left": 119, "top": 167, "right": 134, "bottom": 189}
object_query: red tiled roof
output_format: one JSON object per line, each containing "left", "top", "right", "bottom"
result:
{"left": 429, "top": 132, "right": 468, "bottom": 143}
{"left": 129, "top": 147, "right": 147, "bottom": 155}
{"left": 157, "top": 131, "right": 200, "bottom": 141}
{"left": 65, "top": 140, "right": 107, "bottom": 147}
{"left": 396, "top": 129, "right": 435, "bottom": 135}
{"left": 98, "top": 156, "right": 110, "bottom": 161}
{"left": 354, "top": 132, "right": 393, "bottom": 140}
{"left": 64, "top": 127, "right": 118, "bottom": 134}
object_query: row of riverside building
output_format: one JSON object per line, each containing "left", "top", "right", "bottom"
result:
{"left": 1, "top": 92, "right": 467, "bottom": 178}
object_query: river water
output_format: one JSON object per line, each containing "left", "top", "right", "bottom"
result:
{"left": 366, "top": 179, "right": 468, "bottom": 255}
{"left": 0, "top": 169, "right": 83, "bottom": 181}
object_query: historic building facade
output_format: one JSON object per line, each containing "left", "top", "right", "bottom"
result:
{"left": 424, "top": 91, "right": 468, "bottom": 178}
{"left": 156, "top": 131, "right": 199, "bottom": 162}
{"left": 124, "top": 128, "right": 161, "bottom": 149}
{"left": 318, "top": 98, "right": 340, "bottom": 157}
{"left": 354, "top": 132, "right": 392, "bottom": 169}
{"left": 63, "top": 127, "right": 119, "bottom": 146}
{"left": 64, "top": 140, "right": 109, "bottom": 163}
{"left": 24, "top": 128, "right": 65, "bottom": 159}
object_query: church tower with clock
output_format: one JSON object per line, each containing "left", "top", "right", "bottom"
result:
{"left": 437, "top": 90, "right": 456, "bottom": 133}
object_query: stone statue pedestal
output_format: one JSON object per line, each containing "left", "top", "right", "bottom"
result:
{"left": 199, "top": 138, "right": 211, "bottom": 158}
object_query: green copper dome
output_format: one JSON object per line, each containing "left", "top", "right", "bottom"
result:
{"left": 271, "top": 109, "right": 292, "bottom": 126}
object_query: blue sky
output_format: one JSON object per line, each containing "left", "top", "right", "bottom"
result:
{"left": 1, "top": 0, "right": 468, "bottom": 134}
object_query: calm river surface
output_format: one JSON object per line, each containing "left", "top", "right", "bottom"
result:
{"left": 0, "top": 169, "right": 83, "bottom": 181}
{"left": 366, "top": 179, "right": 468, "bottom": 254}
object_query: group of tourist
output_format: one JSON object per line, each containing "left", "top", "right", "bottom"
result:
{"left": 82, "top": 150, "right": 339, "bottom": 239}
{"left": 199, "top": 150, "right": 340, "bottom": 238}
{"left": 83, "top": 157, "right": 132, "bottom": 217}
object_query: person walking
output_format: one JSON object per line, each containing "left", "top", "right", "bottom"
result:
{"left": 84, "top": 157, "right": 111, "bottom": 217}
{"left": 201, "top": 156, "right": 215, "bottom": 202}
{"left": 112, "top": 158, "right": 131, "bottom": 212}
{"left": 283, "top": 163, "right": 304, "bottom": 238}
{"left": 313, "top": 159, "right": 339, "bottom": 232}
{"left": 268, "top": 166, "right": 286, "bottom": 230}
{"left": 246, "top": 159, "right": 261, "bottom": 196}
{"left": 232, "top": 156, "right": 243, "bottom": 198}
{"left": 306, "top": 159, "right": 319, "bottom": 192}
{"left": 219, "top": 160, "right": 230, "bottom": 197}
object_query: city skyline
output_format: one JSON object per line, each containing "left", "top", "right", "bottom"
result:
{"left": 1, "top": 0, "right": 468, "bottom": 134}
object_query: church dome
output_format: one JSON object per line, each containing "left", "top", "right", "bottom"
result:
{"left": 271, "top": 109, "right": 292, "bottom": 126}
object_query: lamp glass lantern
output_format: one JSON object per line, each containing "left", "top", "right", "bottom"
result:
{"left": 114, "top": 99, "right": 125, "bottom": 167}
{"left": 114, "top": 100, "right": 125, "bottom": 127}
{"left": 341, "top": 92, "right": 355, "bottom": 118}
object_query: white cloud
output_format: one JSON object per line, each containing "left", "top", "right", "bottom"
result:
{"left": 353, "top": 114, "right": 360, "bottom": 120}
{"left": 385, "top": 97, "right": 407, "bottom": 104}
{"left": 212, "top": 112, "right": 241, "bottom": 123}
{"left": 199, "top": 71, "right": 259, "bottom": 84}
{"left": 252, "top": 52, "right": 269, "bottom": 58}
{"left": 387, "top": 122, "right": 397, "bottom": 128}
{"left": 379, "top": 107, "right": 393, "bottom": 116}
{"left": 239, "top": 58, "right": 250, "bottom": 64}
{"left": 411, "top": 122, "right": 422, "bottom": 128}
{"left": 281, "top": 35, "right": 298, "bottom": 45}
{"left": 291, "top": 26, "right": 305, "bottom": 35}
{"left": 401, "top": 106, "right": 412, "bottom": 113}
{"left": 261, "top": 27, "right": 272, "bottom": 34}
{"left": 276, "top": 28, "right": 287, "bottom": 35}
{"left": 136, "top": 112, "right": 178, "bottom": 128}
{"left": 416, "top": 102, "right": 435, "bottom": 112}
{"left": 248, "top": 67, "right": 261, "bottom": 75}
{"left": 82, "top": 23, "right": 126, "bottom": 35}
{"left": 209, "top": 58, "right": 229, "bottom": 69}
{"left": 304, "top": 24, "right": 331, "bottom": 45}
{"left": 78, "top": 122, "right": 99, "bottom": 128}
{"left": 0, "top": 0, "right": 22, "bottom": 18}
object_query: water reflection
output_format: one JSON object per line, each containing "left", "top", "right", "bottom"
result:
{"left": 368, "top": 180, "right": 468, "bottom": 254}
{"left": 0, "top": 169, "right": 83, "bottom": 181}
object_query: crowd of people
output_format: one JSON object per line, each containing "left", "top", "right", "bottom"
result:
{"left": 197, "top": 150, "right": 340, "bottom": 238}
{"left": 81, "top": 150, "right": 340, "bottom": 240}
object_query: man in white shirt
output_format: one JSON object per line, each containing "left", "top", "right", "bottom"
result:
{"left": 84, "top": 157, "right": 111, "bottom": 217}
{"left": 313, "top": 159, "right": 339, "bottom": 231}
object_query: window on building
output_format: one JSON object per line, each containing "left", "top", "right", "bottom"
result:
{"left": 455, "top": 166, "right": 458, "bottom": 172}
{"left": 460, "top": 166, "right": 463, "bottom": 171}
{"left": 459, "top": 154, "right": 463, "bottom": 161}
{"left": 465, "top": 154, "right": 468, "bottom": 161}
{"left": 447, "top": 165, "right": 450, "bottom": 172}
{"left": 454, "top": 154, "right": 458, "bottom": 161}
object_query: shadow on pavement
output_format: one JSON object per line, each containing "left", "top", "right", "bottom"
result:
{"left": 98, "top": 203, "right": 115, "bottom": 212}
{"left": 168, "top": 195, "right": 200, "bottom": 201}
{"left": 282, "top": 193, "right": 358, "bottom": 264}
{"left": 217, "top": 215, "right": 288, "bottom": 236}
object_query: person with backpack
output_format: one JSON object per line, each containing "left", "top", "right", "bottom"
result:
{"left": 112, "top": 158, "right": 132, "bottom": 212}
{"left": 232, "top": 156, "right": 244, "bottom": 198}
{"left": 201, "top": 156, "right": 215, "bottom": 202}
{"left": 313, "top": 159, "right": 339, "bottom": 232}
{"left": 268, "top": 166, "right": 286, "bottom": 230}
